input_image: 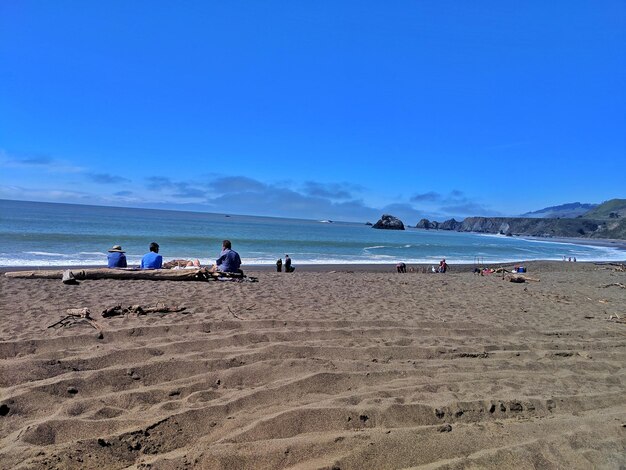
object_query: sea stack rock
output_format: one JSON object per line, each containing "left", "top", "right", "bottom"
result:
{"left": 439, "top": 218, "right": 462, "bottom": 230}
{"left": 416, "top": 218, "right": 439, "bottom": 229}
{"left": 416, "top": 218, "right": 431, "bottom": 229}
{"left": 372, "top": 214, "right": 405, "bottom": 230}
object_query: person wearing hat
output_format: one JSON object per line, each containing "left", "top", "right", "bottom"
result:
{"left": 107, "top": 245, "right": 127, "bottom": 268}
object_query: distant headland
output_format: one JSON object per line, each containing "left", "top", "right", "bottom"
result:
{"left": 415, "top": 199, "right": 626, "bottom": 240}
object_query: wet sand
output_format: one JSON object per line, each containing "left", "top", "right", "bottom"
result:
{"left": 1, "top": 261, "right": 625, "bottom": 469}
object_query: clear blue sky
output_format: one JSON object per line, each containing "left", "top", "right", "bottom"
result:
{"left": 1, "top": 1, "right": 624, "bottom": 223}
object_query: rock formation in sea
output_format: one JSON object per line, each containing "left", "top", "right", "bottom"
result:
{"left": 416, "top": 218, "right": 440, "bottom": 230}
{"left": 439, "top": 218, "right": 462, "bottom": 231}
{"left": 372, "top": 214, "right": 405, "bottom": 230}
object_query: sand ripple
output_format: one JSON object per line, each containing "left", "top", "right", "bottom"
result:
{"left": 1, "top": 262, "right": 625, "bottom": 469}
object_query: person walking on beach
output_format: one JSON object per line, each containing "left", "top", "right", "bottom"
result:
{"left": 211, "top": 240, "right": 242, "bottom": 273}
{"left": 141, "top": 242, "right": 163, "bottom": 269}
{"left": 276, "top": 258, "right": 282, "bottom": 272}
{"left": 107, "top": 245, "right": 127, "bottom": 268}
{"left": 284, "top": 254, "right": 294, "bottom": 272}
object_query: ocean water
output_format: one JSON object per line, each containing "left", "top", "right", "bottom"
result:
{"left": 0, "top": 199, "right": 624, "bottom": 267}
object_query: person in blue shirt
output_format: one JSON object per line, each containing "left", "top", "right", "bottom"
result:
{"left": 107, "top": 245, "right": 127, "bottom": 268}
{"left": 141, "top": 242, "right": 163, "bottom": 269}
{"left": 211, "top": 239, "right": 242, "bottom": 273}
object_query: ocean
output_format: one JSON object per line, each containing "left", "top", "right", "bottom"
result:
{"left": 0, "top": 199, "right": 623, "bottom": 267}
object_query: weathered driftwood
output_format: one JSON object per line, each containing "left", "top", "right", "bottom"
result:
{"left": 4, "top": 268, "right": 227, "bottom": 281}
{"left": 48, "top": 308, "right": 102, "bottom": 331}
{"left": 66, "top": 307, "right": 91, "bottom": 317}
{"left": 62, "top": 270, "right": 80, "bottom": 284}
{"left": 505, "top": 274, "right": 540, "bottom": 283}
{"left": 227, "top": 304, "right": 256, "bottom": 320}
{"left": 600, "top": 283, "right": 626, "bottom": 289}
{"left": 102, "top": 304, "right": 187, "bottom": 318}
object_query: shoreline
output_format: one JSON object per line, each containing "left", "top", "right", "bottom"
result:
{"left": 521, "top": 234, "right": 626, "bottom": 250}
{"left": 2, "top": 258, "right": 624, "bottom": 275}
{"left": 2, "top": 236, "right": 624, "bottom": 271}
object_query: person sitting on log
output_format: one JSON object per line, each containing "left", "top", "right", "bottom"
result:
{"left": 107, "top": 245, "right": 127, "bottom": 268}
{"left": 141, "top": 242, "right": 163, "bottom": 269}
{"left": 210, "top": 240, "right": 242, "bottom": 274}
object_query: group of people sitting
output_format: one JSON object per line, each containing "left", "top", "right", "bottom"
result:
{"left": 396, "top": 258, "right": 448, "bottom": 273}
{"left": 276, "top": 255, "right": 295, "bottom": 272}
{"left": 106, "top": 240, "right": 242, "bottom": 274}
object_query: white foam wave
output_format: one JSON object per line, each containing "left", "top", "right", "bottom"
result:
{"left": 24, "top": 251, "right": 68, "bottom": 257}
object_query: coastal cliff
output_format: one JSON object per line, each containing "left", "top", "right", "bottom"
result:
{"left": 416, "top": 199, "right": 626, "bottom": 240}
{"left": 416, "top": 216, "right": 626, "bottom": 239}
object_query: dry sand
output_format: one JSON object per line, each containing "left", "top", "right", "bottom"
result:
{"left": 1, "top": 261, "right": 625, "bottom": 469}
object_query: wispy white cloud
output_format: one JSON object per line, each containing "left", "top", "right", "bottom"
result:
{"left": 87, "top": 173, "right": 131, "bottom": 184}
{"left": 0, "top": 184, "right": 92, "bottom": 201}
{"left": 302, "top": 181, "right": 358, "bottom": 200}
{"left": 0, "top": 150, "right": 85, "bottom": 173}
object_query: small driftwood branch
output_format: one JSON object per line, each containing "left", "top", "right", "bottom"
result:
{"left": 228, "top": 306, "right": 242, "bottom": 320}
{"left": 600, "top": 283, "right": 626, "bottom": 289}
{"left": 48, "top": 308, "right": 102, "bottom": 331}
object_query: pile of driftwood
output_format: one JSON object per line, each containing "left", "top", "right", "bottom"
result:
{"left": 48, "top": 308, "right": 102, "bottom": 331}
{"left": 102, "top": 304, "right": 187, "bottom": 318}
{"left": 595, "top": 262, "right": 626, "bottom": 272}
{"left": 609, "top": 263, "right": 625, "bottom": 272}
{"left": 4, "top": 268, "right": 248, "bottom": 282}
{"left": 47, "top": 304, "right": 187, "bottom": 330}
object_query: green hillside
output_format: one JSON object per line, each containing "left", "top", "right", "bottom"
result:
{"left": 582, "top": 199, "right": 626, "bottom": 219}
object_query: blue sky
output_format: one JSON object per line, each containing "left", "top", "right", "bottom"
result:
{"left": 1, "top": 1, "right": 624, "bottom": 223}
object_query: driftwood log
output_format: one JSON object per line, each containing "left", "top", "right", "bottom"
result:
{"left": 505, "top": 274, "right": 541, "bottom": 283}
{"left": 48, "top": 308, "right": 102, "bottom": 331}
{"left": 102, "top": 304, "right": 187, "bottom": 318}
{"left": 4, "top": 268, "right": 237, "bottom": 281}
{"left": 600, "top": 283, "right": 626, "bottom": 289}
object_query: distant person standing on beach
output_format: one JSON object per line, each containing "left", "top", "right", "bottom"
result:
{"left": 141, "top": 242, "right": 163, "bottom": 269}
{"left": 284, "top": 254, "right": 294, "bottom": 272}
{"left": 107, "top": 245, "right": 127, "bottom": 268}
{"left": 276, "top": 258, "right": 282, "bottom": 272}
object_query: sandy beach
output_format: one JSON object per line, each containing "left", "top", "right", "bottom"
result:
{"left": 1, "top": 261, "right": 625, "bottom": 469}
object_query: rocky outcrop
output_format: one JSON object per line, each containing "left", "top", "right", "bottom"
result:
{"left": 416, "top": 218, "right": 439, "bottom": 229}
{"left": 415, "top": 216, "right": 626, "bottom": 240}
{"left": 372, "top": 214, "right": 405, "bottom": 230}
{"left": 439, "top": 218, "right": 462, "bottom": 231}
{"left": 456, "top": 217, "right": 601, "bottom": 237}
